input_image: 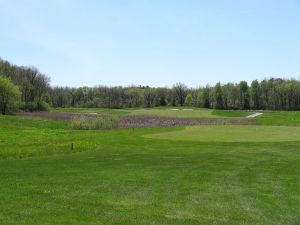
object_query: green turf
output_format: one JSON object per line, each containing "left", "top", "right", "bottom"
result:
{"left": 51, "top": 107, "right": 130, "bottom": 115}
{"left": 0, "top": 114, "right": 300, "bottom": 224}
{"left": 211, "top": 110, "right": 253, "bottom": 117}
{"left": 49, "top": 107, "right": 300, "bottom": 126}
{"left": 51, "top": 107, "right": 253, "bottom": 119}
{"left": 256, "top": 111, "right": 300, "bottom": 126}
{"left": 146, "top": 125, "right": 300, "bottom": 142}
{"left": 129, "top": 107, "right": 222, "bottom": 118}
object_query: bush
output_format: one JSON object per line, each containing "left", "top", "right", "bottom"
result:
{"left": 70, "top": 114, "right": 119, "bottom": 130}
{"left": 21, "top": 100, "right": 50, "bottom": 112}
{"left": 37, "top": 101, "right": 50, "bottom": 111}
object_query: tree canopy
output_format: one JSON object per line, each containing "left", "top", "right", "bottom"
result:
{"left": 0, "top": 58, "right": 50, "bottom": 111}
{"left": 1, "top": 58, "right": 300, "bottom": 111}
{"left": 0, "top": 76, "right": 21, "bottom": 115}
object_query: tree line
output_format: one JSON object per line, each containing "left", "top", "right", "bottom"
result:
{"left": 0, "top": 58, "right": 50, "bottom": 113}
{"left": 1, "top": 58, "right": 300, "bottom": 114}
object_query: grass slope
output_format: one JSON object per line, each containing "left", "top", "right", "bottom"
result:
{"left": 50, "top": 107, "right": 300, "bottom": 124}
{"left": 257, "top": 111, "right": 300, "bottom": 126}
{"left": 0, "top": 111, "right": 300, "bottom": 224}
{"left": 51, "top": 107, "right": 130, "bottom": 115}
{"left": 146, "top": 125, "right": 300, "bottom": 142}
{"left": 130, "top": 108, "right": 223, "bottom": 118}
{"left": 52, "top": 107, "right": 253, "bottom": 119}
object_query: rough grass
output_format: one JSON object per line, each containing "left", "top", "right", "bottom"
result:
{"left": 0, "top": 113, "right": 300, "bottom": 224}
{"left": 50, "top": 107, "right": 300, "bottom": 126}
{"left": 51, "top": 107, "right": 130, "bottom": 115}
{"left": 129, "top": 108, "right": 233, "bottom": 118}
{"left": 146, "top": 125, "right": 300, "bottom": 142}
{"left": 70, "top": 114, "right": 119, "bottom": 130}
{"left": 52, "top": 107, "right": 252, "bottom": 119}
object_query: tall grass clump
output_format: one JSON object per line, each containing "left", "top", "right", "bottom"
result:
{"left": 70, "top": 114, "right": 119, "bottom": 130}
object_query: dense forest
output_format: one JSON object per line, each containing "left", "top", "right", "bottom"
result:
{"left": 0, "top": 58, "right": 50, "bottom": 112}
{"left": 1, "top": 58, "right": 300, "bottom": 114}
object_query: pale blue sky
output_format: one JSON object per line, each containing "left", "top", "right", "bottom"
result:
{"left": 1, "top": 0, "right": 300, "bottom": 87}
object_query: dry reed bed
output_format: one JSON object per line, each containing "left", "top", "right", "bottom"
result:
{"left": 17, "top": 111, "right": 258, "bottom": 128}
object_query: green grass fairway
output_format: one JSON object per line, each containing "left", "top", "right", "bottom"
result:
{"left": 0, "top": 114, "right": 300, "bottom": 225}
{"left": 51, "top": 107, "right": 130, "bottom": 115}
{"left": 257, "top": 111, "right": 300, "bottom": 126}
{"left": 130, "top": 108, "right": 225, "bottom": 118}
{"left": 53, "top": 107, "right": 253, "bottom": 119}
{"left": 147, "top": 125, "right": 300, "bottom": 142}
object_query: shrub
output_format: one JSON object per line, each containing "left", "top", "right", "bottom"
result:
{"left": 21, "top": 100, "right": 50, "bottom": 112}
{"left": 37, "top": 101, "right": 50, "bottom": 111}
{"left": 70, "top": 114, "right": 119, "bottom": 130}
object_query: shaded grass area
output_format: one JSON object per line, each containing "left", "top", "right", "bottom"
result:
{"left": 146, "top": 125, "right": 300, "bottom": 142}
{"left": 0, "top": 115, "right": 300, "bottom": 224}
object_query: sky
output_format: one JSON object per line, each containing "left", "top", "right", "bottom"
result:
{"left": 1, "top": 0, "right": 300, "bottom": 87}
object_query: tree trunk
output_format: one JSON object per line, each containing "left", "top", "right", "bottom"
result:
{"left": 2, "top": 103, "right": 6, "bottom": 115}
